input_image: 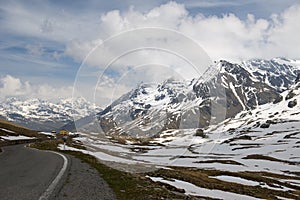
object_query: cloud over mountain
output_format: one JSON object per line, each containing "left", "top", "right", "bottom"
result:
{"left": 66, "top": 2, "right": 300, "bottom": 62}
{"left": 0, "top": 75, "right": 73, "bottom": 102}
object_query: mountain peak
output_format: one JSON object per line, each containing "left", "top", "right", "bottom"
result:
{"left": 96, "top": 58, "right": 300, "bottom": 139}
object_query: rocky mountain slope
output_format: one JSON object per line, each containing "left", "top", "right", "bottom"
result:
{"left": 1, "top": 58, "right": 298, "bottom": 135}
{"left": 97, "top": 58, "right": 300, "bottom": 138}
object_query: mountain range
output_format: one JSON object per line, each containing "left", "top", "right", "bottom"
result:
{"left": 97, "top": 58, "right": 300, "bottom": 139}
{"left": 3, "top": 57, "right": 298, "bottom": 199}
{"left": 0, "top": 97, "right": 101, "bottom": 131}
{"left": 1, "top": 58, "right": 299, "bottom": 135}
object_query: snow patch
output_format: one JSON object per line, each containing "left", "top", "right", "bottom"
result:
{"left": 148, "top": 176, "right": 260, "bottom": 200}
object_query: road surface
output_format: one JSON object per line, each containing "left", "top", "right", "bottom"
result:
{"left": 0, "top": 144, "right": 65, "bottom": 200}
{"left": 0, "top": 144, "right": 116, "bottom": 200}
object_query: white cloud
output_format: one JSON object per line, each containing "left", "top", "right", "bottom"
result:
{"left": 64, "top": 1, "right": 300, "bottom": 106}
{"left": 0, "top": 1, "right": 100, "bottom": 43}
{"left": 0, "top": 75, "right": 73, "bottom": 102}
{"left": 3, "top": 1, "right": 299, "bottom": 62}
{"left": 65, "top": 1, "right": 300, "bottom": 62}
{"left": 2, "top": 1, "right": 300, "bottom": 105}
{"left": 266, "top": 4, "right": 300, "bottom": 59}
{"left": 2, "top": 1, "right": 299, "bottom": 61}
{"left": 0, "top": 75, "right": 27, "bottom": 96}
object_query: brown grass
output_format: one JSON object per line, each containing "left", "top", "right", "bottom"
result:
{"left": 147, "top": 167, "right": 300, "bottom": 199}
{"left": 0, "top": 118, "right": 49, "bottom": 140}
{"left": 243, "top": 154, "right": 299, "bottom": 165}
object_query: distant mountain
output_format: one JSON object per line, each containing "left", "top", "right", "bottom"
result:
{"left": 97, "top": 58, "right": 300, "bottom": 138}
{"left": 1, "top": 58, "right": 299, "bottom": 134}
{"left": 0, "top": 97, "right": 101, "bottom": 131}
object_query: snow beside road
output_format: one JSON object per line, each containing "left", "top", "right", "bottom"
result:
{"left": 0, "top": 135, "right": 35, "bottom": 140}
{"left": 0, "top": 128, "right": 15, "bottom": 134}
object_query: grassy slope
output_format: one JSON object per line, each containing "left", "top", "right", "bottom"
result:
{"left": 0, "top": 119, "right": 49, "bottom": 147}
{"left": 0, "top": 118, "right": 39, "bottom": 137}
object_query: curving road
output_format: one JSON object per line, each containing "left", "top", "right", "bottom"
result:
{"left": 0, "top": 145, "right": 65, "bottom": 200}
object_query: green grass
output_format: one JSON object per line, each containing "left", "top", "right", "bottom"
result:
{"left": 29, "top": 140, "right": 62, "bottom": 151}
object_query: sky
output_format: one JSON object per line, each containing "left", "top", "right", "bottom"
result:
{"left": 0, "top": 0, "right": 300, "bottom": 105}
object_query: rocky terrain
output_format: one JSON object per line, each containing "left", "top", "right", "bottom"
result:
{"left": 97, "top": 58, "right": 300, "bottom": 139}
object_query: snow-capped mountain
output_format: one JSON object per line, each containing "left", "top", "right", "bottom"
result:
{"left": 1, "top": 58, "right": 298, "bottom": 135}
{"left": 69, "top": 59, "right": 300, "bottom": 200}
{"left": 0, "top": 97, "right": 101, "bottom": 131}
{"left": 208, "top": 71, "right": 300, "bottom": 136}
{"left": 241, "top": 58, "right": 300, "bottom": 92}
{"left": 97, "top": 58, "right": 300, "bottom": 138}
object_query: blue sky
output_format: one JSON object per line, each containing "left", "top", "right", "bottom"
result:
{"left": 0, "top": 0, "right": 300, "bottom": 103}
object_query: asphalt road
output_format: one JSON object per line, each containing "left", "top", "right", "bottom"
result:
{"left": 0, "top": 144, "right": 116, "bottom": 200}
{"left": 0, "top": 145, "right": 64, "bottom": 200}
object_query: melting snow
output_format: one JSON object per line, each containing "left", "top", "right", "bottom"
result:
{"left": 148, "top": 176, "right": 260, "bottom": 200}
{"left": 0, "top": 128, "right": 15, "bottom": 133}
{"left": 0, "top": 135, "right": 35, "bottom": 140}
{"left": 212, "top": 175, "right": 259, "bottom": 186}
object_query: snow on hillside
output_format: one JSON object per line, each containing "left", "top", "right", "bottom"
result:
{"left": 97, "top": 58, "right": 300, "bottom": 138}
{"left": 0, "top": 135, "right": 35, "bottom": 140}
{"left": 60, "top": 58, "right": 300, "bottom": 199}
{"left": 67, "top": 79, "right": 300, "bottom": 174}
{"left": 0, "top": 97, "right": 101, "bottom": 131}
{"left": 0, "top": 97, "right": 99, "bottom": 121}
{"left": 241, "top": 58, "right": 300, "bottom": 92}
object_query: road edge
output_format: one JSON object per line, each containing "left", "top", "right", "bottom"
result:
{"left": 38, "top": 151, "right": 68, "bottom": 200}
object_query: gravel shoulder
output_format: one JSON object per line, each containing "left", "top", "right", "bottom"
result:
{"left": 55, "top": 155, "right": 116, "bottom": 200}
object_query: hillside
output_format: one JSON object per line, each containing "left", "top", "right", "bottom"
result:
{"left": 0, "top": 119, "right": 48, "bottom": 147}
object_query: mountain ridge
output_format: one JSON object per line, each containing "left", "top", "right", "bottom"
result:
{"left": 0, "top": 97, "right": 101, "bottom": 131}
{"left": 97, "top": 58, "right": 300, "bottom": 139}
{"left": 1, "top": 58, "right": 299, "bottom": 134}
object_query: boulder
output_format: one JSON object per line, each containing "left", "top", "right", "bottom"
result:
{"left": 260, "top": 123, "right": 270, "bottom": 128}
{"left": 288, "top": 99, "right": 297, "bottom": 108}
{"left": 195, "top": 128, "right": 206, "bottom": 137}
